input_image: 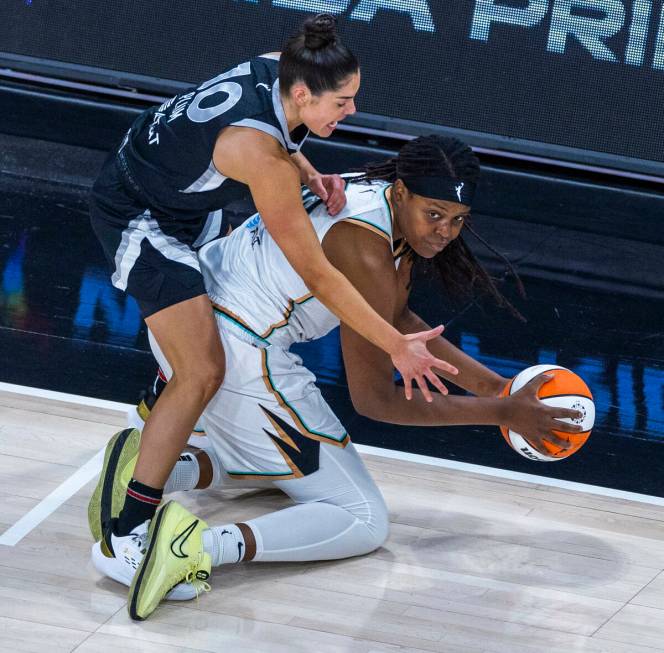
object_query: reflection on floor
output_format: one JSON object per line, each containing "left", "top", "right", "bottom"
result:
{"left": 1, "top": 171, "right": 663, "bottom": 496}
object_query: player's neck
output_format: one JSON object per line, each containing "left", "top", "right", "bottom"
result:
{"left": 386, "top": 187, "right": 404, "bottom": 241}
{"left": 280, "top": 92, "right": 303, "bottom": 134}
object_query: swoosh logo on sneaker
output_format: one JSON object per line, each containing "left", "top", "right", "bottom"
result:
{"left": 170, "top": 519, "right": 199, "bottom": 559}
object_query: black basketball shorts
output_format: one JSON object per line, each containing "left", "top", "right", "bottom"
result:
{"left": 89, "top": 156, "right": 212, "bottom": 318}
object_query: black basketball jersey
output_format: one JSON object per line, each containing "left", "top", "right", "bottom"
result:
{"left": 116, "top": 55, "right": 309, "bottom": 222}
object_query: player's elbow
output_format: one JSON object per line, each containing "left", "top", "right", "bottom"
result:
{"left": 349, "top": 385, "right": 392, "bottom": 421}
{"left": 350, "top": 395, "right": 375, "bottom": 420}
{"left": 394, "top": 306, "right": 419, "bottom": 334}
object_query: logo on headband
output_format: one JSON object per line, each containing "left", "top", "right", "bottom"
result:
{"left": 402, "top": 176, "right": 475, "bottom": 206}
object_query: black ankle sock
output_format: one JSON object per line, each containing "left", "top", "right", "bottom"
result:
{"left": 115, "top": 479, "right": 163, "bottom": 536}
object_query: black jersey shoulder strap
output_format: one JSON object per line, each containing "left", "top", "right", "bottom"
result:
{"left": 229, "top": 56, "right": 309, "bottom": 154}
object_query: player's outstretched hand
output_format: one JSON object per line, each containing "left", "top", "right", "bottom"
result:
{"left": 506, "top": 373, "right": 584, "bottom": 453}
{"left": 391, "top": 325, "right": 458, "bottom": 402}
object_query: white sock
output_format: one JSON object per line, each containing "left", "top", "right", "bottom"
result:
{"left": 203, "top": 524, "right": 248, "bottom": 566}
{"left": 163, "top": 453, "right": 200, "bottom": 494}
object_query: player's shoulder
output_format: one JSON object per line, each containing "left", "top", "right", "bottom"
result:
{"left": 318, "top": 177, "right": 394, "bottom": 247}
{"left": 248, "top": 54, "right": 280, "bottom": 85}
{"left": 229, "top": 55, "right": 282, "bottom": 124}
{"left": 342, "top": 176, "right": 389, "bottom": 203}
{"left": 339, "top": 178, "right": 392, "bottom": 219}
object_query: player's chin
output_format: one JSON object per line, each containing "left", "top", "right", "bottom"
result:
{"left": 313, "top": 121, "right": 338, "bottom": 138}
{"left": 412, "top": 243, "right": 439, "bottom": 259}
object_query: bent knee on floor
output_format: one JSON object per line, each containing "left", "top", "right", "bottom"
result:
{"left": 346, "top": 493, "right": 390, "bottom": 556}
{"left": 366, "top": 495, "right": 390, "bottom": 551}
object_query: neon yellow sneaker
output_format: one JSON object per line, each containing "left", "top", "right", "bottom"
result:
{"left": 128, "top": 500, "right": 211, "bottom": 621}
{"left": 87, "top": 428, "right": 140, "bottom": 542}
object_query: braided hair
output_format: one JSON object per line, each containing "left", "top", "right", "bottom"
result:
{"left": 354, "top": 135, "right": 525, "bottom": 320}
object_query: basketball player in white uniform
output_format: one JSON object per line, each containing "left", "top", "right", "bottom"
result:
{"left": 92, "top": 136, "right": 584, "bottom": 620}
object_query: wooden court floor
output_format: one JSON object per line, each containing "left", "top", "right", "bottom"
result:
{"left": 1, "top": 387, "right": 664, "bottom": 653}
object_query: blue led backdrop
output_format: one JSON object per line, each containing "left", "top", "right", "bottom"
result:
{"left": 1, "top": 1, "right": 662, "bottom": 171}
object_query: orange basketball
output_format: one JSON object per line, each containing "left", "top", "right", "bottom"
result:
{"left": 499, "top": 364, "right": 594, "bottom": 461}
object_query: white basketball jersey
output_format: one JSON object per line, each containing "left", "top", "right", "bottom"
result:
{"left": 198, "top": 178, "right": 397, "bottom": 348}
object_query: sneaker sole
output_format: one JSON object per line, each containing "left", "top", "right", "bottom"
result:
{"left": 128, "top": 499, "right": 171, "bottom": 620}
{"left": 87, "top": 428, "right": 140, "bottom": 542}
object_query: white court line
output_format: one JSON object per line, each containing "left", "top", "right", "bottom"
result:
{"left": 0, "top": 381, "right": 132, "bottom": 413}
{"left": 1, "top": 382, "right": 663, "bottom": 547}
{"left": 0, "top": 447, "right": 105, "bottom": 546}
{"left": 0, "top": 383, "right": 130, "bottom": 547}
{"left": 354, "top": 444, "right": 664, "bottom": 508}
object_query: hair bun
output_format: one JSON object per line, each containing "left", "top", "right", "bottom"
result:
{"left": 303, "top": 14, "right": 337, "bottom": 51}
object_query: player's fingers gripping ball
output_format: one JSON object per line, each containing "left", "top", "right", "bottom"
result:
{"left": 500, "top": 364, "right": 595, "bottom": 461}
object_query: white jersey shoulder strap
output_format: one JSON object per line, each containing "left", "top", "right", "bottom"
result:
{"left": 308, "top": 178, "right": 395, "bottom": 249}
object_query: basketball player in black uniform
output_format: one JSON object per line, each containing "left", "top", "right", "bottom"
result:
{"left": 88, "top": 15, "right": 458, "bottom": 550}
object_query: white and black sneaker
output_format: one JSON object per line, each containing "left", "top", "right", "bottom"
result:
{"left": 91, "top": 520, "right": 197, "bottom": 601}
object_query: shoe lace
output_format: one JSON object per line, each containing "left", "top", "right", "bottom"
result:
{"left": 185, "top": 569, "right": 211, "bottom": 596}
{"left": 167, "top": 553, "right": 211, "bottom": 597}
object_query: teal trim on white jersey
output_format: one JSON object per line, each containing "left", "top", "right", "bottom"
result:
{"left": 262, "top": 348, "right": 349, "bottom": 445}
{"left": 212, "top": 306, "right": 270, "bottom": 346}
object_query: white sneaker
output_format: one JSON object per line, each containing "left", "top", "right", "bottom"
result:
{"left": 91, "top": 521, "right": 197, "bottom": 601}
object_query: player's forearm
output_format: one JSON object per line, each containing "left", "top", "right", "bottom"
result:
{"left": 306, "top": 264, "right": 403, "bottom": 356}
{"left": 353, "top": 383, "right": 509, "bottom": 427}
{"left": 251, "top": 154, "right": 403, "bottom": 358}
{"left": 257, "top": 197, "right": 402, "bottom": 356}
{"left": 291, "top": 151, "right": 319, "bottom": 185}
{"left": 396, "top": 308, "right": 506, "bottom": 397}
